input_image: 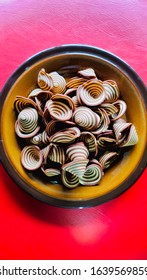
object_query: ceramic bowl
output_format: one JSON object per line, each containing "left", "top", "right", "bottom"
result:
{"left": 0, "top": 45, "right": 147, "bottom": 207}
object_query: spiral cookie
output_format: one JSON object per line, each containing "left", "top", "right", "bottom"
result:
{"left": 103, "top": 80, "right": 120, "bottom": 102}
{"left": 97, "top": 136, "right": 117, "bottom": 150}
{"left": 48, "top": 71, "right": 66, "bottom": 94}
{"left": 67, "top": 77, "right": 87, "bottom": 89}
{"left": 37, "top": 68, "right": 53, "bottom": 90}
{"left": 14, "top": 96, "right": 37, "bottom": 113}
{"left": 46, "top": 94, "right": 74, "bottom": 121}
{"left": 46, "top": 120, "right": 75, "bottom": 137}
{"left": 78, "top": 68, "right": 97, "bottom": 78}
{"left": 48, "top": 143, "right": 65, "bottom": 165}
{"left": 30, "top": 130, "right": 49, "bottom": 146}
{"left": 77, "top": 80, "right": 106, "bottom": 106}
{"left": 61, "top": 171, "right": 79, "bottom": 188}
{"left": 49, "top": 127, "right": 80, "bottom": 144}
{"left": 99, "top": 151, "right": 119, "bottom": 169}
{"left": 73, "top": 106, "right": 100, "bottom": 131}
{"left": 15, "top": 107, "right": 40, "bottom": 138}
{"left": 66, "top": 142, "right": 89, "bottom": 161}
{"left": 79, "top": 163, "right": 103, "bottom": 186}
{"left": 111, "top": 100, "right": 127, "bottom": 121}
{"left": 41, "top": 166, "right": 61, "bottom": 177}
{"left": 100, "top": 103, "right": 118, "bottom": 117}
{"left": 92, "top": 108, "right": 110, "bottom": 135}
{"left": 21, "top": 145, "right": 43, "bottom": 170}
{"left": 29, "top": 88, "right": 52, "bottom": 101}
{"left": 79, "top": 132, "right": 98, "bottom": 157}
{"left": 113, "top": 119, "right": 138, "bottom": 147}
{"left": 62, "top": 159, "right": 89, "bottom": 178}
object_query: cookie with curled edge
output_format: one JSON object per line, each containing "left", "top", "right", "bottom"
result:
{"left": 21, "top": 145, "right": 43, "bottom": 171}
{"left": 46, "top": 94, "right": 75, "bottom": 121}
{"left": 76, "top": 79, "right": 106, "bottom": 106}
{"left": 15, "top": 107, "right": 40, "bottom": 138}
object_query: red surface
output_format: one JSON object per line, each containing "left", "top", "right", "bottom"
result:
{"left": 0, "top": 0, "right": 147, "bottom": 260}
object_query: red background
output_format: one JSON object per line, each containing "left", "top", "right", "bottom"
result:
{"left": 0, "top": 0, "right": 147, "bottom": 260}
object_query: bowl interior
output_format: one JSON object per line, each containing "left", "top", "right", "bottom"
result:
{"left": 1, "top": 50, "right": 147, "bottom": 205}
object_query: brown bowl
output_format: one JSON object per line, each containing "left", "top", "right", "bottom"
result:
{"left": 0, "top": 45, "right": 147, "bottom": 207}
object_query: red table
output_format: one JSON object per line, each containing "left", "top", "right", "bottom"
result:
{"left": 0, "top": 0, "right": 147, "bottom": 260}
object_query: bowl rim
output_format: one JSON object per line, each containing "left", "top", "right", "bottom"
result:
{"left": 0, "top": 44, "right": 147, "bottom": 208}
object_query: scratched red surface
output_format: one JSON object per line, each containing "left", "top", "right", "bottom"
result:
{"left": 0, "top": 0, "right": 147, "bottom": 260}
